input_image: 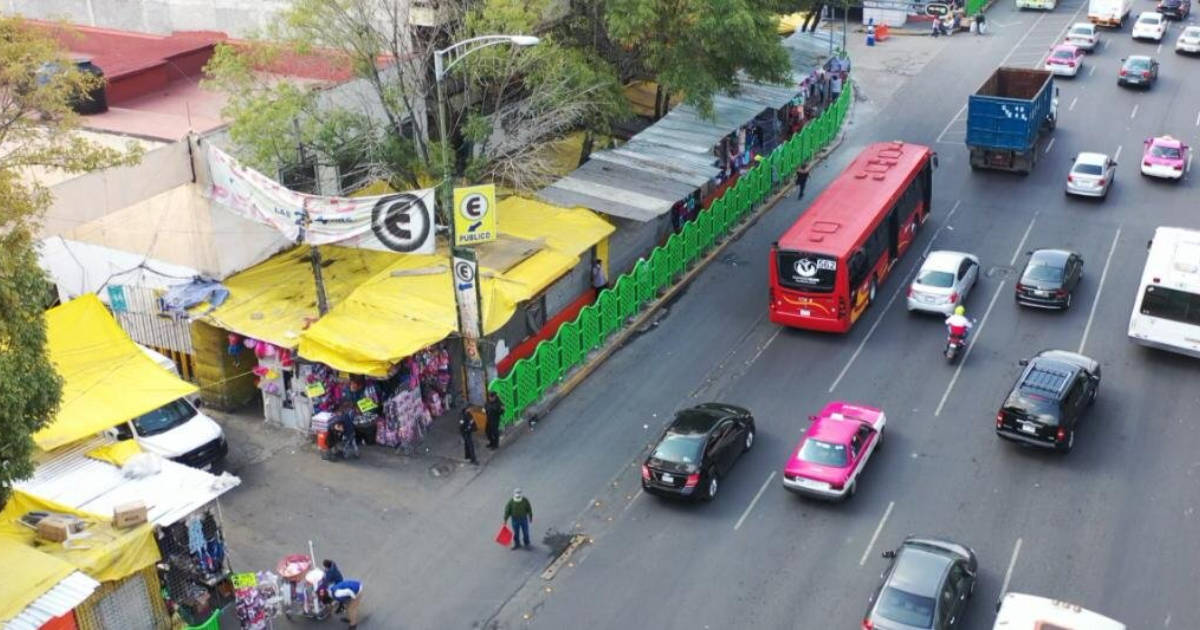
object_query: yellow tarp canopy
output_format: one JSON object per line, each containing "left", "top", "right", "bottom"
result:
{"left": 36, "top": 295, "right": 199, "bottom": 451}
{"left": 86, "top": 439, "right": 143, "bottom": 467}
{"left": 777, "top": 12, "right": 810, "bottom": 35}
{"left": 200, "top": 246, "right": 400, "bottom": 350}
{"left": 0, "top": 490, "right": 160, "bottom": 620}
{"left": 298, "top": 198, "right": 614, "bottom": 376}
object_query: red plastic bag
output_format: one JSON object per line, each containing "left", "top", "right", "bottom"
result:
{"left": 495, "top": 524, "right": 513, "bottom": 547}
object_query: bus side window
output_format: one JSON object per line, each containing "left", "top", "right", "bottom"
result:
{"left": 849, "top": 249, "right": 868, "bottom": 288}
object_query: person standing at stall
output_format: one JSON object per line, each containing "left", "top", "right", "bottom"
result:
{"left": 459, "top": 407, "right": 478, "bottom": 465}
{"left": 485, "top": 391, "right": 504, "bottom": 449}
{"left": 329, "top": 579, "right": 363, "bottom": 629}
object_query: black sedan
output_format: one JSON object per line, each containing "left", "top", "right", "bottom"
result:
{"left": 1117, "top": 56, "right": 1159, "bottom": 89}
{"left": 1158, "top": 0, "right": 1190, "bottom": 19}
{"left": 641, "top": 403, "right": 755, "bottom": 501}
{"left": 1015, "top": 249, "right": 1083, "bottom": 310}
{"left": 864, "top": 537, "right": 978, "bottom": 630}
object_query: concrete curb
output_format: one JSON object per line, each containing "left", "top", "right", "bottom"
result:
{"left": 500, "top": 101, "right": 855, "bottom": 439}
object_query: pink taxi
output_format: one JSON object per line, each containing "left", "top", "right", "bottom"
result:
{"left": 782, "top": 402, "right": 886, "bottom": 501}
{"left": 1141, "top": 135, "right": 1190, "bottom": 180}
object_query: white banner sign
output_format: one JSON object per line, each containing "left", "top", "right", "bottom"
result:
{"left": 207, "top": 145, "right": 436, "bottom": 254}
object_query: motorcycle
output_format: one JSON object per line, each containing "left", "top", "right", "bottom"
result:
{"left": 944, "top": 321, "right": 975, "bottom": 363}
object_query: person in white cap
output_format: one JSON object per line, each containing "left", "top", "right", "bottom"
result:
{"left": 503, "top": 488, "right": 533, "bottom": 549}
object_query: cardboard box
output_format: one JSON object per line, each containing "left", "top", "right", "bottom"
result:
{"left": 37, "top": 516, "right": 76, "bottom": 543}
{"left": 112, "top": 501, "right": 148, "bottom": 529}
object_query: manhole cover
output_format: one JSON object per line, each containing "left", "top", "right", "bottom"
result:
{"left": 429, "top": 463, "right": 454, "bottom": 478}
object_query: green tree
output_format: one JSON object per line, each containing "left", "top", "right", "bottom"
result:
{"left": 604, "top": 0, "right": 793, "bottom": 118}
{"left": 0, "top": 17, "right": 141, "bottom": 501}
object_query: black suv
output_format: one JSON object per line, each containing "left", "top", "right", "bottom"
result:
{"left": 641, "top": 403, "right": 755, "bottom": 501}
{"left": 996, "top": 350, "right": 1101, "bottom": 453}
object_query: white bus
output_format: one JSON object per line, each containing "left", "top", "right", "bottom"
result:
{"left": 994, "top": 593, "right": 1125, "bottom": 630}
{"left": 1128, "top": 227, "right": 1200, "bottom": 358}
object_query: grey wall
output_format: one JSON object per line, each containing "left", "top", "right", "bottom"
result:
{"left": 606, "top": 215, "right": 671, "bottom": 280}
{"left": 5, "top": 0, "right": 294, "bottom": 36}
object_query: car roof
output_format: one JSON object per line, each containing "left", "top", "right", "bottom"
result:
{"left": 668, "top": 407, "right": 725, "bottom": 434}
{"left": 1074, "top": 152, "right": 1108, "bottom": 165}
{"left": 1051, "top": 43, "right": 1079, "bottom": 52}
{"left": 1149, "top": 135, "right": 1183, "bottom": 148}
{"left": 891, "top": 545, "right": 954, "bottom": 597}
{"left": 1070, "top": 22, "right": 1094, "bottom": 29}
{"left": 1125, "top": 55, "right": 1153, "bottom": 63}
{"left": 1029, "top": 249, "right": 1072, "bottom": 264}
{"left": 923, "top": 250, "right": 970, "bottom": 271}
{"left": 1185, "top": 25, "right": 1200, "bottom": 33}
{"left": 1138, "top": 11, "right": 1162, "bottom": 19}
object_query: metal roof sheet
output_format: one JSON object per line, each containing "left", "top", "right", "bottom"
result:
{"left": 4, "top": 571, "right": 99, "bottom": 630}
{"left": 16, "top": 437, "right": 241, "bottom": 527}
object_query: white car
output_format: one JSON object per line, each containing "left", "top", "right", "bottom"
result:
{"left": 1045, "top": 44, "right": 1085, "bottom": 76}
{"left": 1176, "top": 25, "right": 1200, "bottom": 53}
{"left": 1132, "top": 12, "right": 1167, "bottom": 41}
{"left": 1066, "top": 152, "right": 1117, "bottom": 198}
{"left": 906, "top": 250, "right": 980, "bottom": 316}
{"left": 1066, "top": 23, "right": 1099, "bottom": 51}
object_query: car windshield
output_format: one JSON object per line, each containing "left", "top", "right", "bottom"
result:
{"left": 1186, "top": 28, "right": 1200, "bottom": 37}
{"left": 875, "top": 586, "right": 936, "bottom": 628}
{"left": 1138, "top": 15, "right": 1159, "bottom": 24}
{"left": 798, "top": 439, "right": 848, "bottom": 467}
{"left": 1051, "top": 49, "right": 1074, "bottom": 59}
{"left": 131, "top": 398, "right": 197, "bottom": 437}
{"left": 652, "top": 432, "right": 703, "bottom": 464}
{"left": 1073, "top": 162, "right": 1104, "bottom": 175}
{"left": 1069, "top": 26, "right": 1091, "bottom": 36}
{"left": 1150, "top": 144, "right": 1182, "bottom": 159}
{"left": 1024, "top": 263, "right": 1064, "bottom": 282}
{"left": 916, "top": 269, "right": 955, "bottom": 288}
{"left": 1127, "top": 58, "right": 1150, "bottom": 70}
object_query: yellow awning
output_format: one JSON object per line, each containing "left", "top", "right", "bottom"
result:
{"left": 298, "top": 199, "right": 612, "bottom": 376}
{"left": 0, "top": 490, "right": 160, "bottom": 620}
{"left": 778, "top": 12, "right": 810, "bottom": 35}
{"left": 35, "top": 295, "right": 199, "bottom": 451}
{"left": 199, "top": 245, "right": 400, "bottom": 349}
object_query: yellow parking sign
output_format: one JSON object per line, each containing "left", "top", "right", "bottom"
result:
{"left": 453, "top": 184, "right": 497, "bottom": 246}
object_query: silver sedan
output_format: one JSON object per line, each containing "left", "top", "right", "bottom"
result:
{"left": 1065, "top": 151, "right": 1116, "bottom": 198}
{"left": 906, "top": 250, "right": 980, "bottom": 316}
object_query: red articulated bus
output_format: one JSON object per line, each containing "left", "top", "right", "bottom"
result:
{"left": 769, "top": 141, "right": 936, "bottom": 333}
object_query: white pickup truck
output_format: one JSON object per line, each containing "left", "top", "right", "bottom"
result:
{"left": 1088, "top": 0, "right": 1132, "bottom": 27}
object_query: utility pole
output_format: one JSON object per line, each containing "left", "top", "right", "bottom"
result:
{"left": 293, "top": 117, "right": 330, "bottom": 316}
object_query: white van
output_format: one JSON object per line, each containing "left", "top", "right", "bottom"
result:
{"left": 994, "top": 592, "right": 1126, "bottom": 629}
{"left": 1088, "top": 0, "right": 1132, "bottom": 27}
{"left": 102, "top": 345, "right": 228, "bottom": 471}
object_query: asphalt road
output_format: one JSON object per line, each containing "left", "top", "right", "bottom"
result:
{"left": 492, "top": 4, "right": 1200, "bottom": 629}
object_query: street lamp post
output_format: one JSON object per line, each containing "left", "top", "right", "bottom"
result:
{"left": 432, "top": 34, "right": 539, "bottom": 407}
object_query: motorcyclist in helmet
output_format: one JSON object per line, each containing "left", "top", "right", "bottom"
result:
{"left": 945, "top": 305, "right": 972, "bottom": 342}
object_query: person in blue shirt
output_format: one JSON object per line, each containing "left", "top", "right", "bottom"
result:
{"left": 329, "top": 579, "right": 363, "bottom": 629}
{"left": 320, "top": 559, "right": 343, "bottom": 589}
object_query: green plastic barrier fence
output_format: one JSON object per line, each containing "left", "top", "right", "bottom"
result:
{"left": 490, "top": 80, "right": 854, "bottom": 425}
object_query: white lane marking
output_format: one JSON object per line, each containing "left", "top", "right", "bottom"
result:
{"left": 921, "top": 200, "right": 964, "bottom": 258}
{"left": 1157, "top": 42, "right": 1163, "bottom": 54}
{"left": 746, "top": 329, "right": 781, "bottom": 367}
{"left": 937, "top": 104, "right": 969, "bottom": 144}
{"left": 1131, "top": 104, "right": 1139, "bottom": 119}
{"left": 1079, "top": 227, "right": 1122, "bottom": 354}
{"left": 829, "top": 273, "right": 913, "bottom": 393}
{"left": 1088, "top": 64, "right": 1096, "bottom": 76}
{"left": 1033, "top": 0, "right": 1093, "bottom": 67}
{"left": 859, "top": 501, "right": 895, "bottom": 566}
{"left": 621, "top": 488, "right": 644, "bottom": 515}
{"left": 1114, "top": 145, "right": 1123, "bottom": 162}
{"left": 1103, "top": 38, "right": 1109, "bottom": 49}
{"left": 1010, "top": 213, "right": 1039, "bottom": 267}
{"left": 934, "top": 279, "right": 1007, "bottom": 416}
{"left": 734, "top": 471, "right": 776, "bottom": 531}
{"left": 999, "top": 538, "right": 1024, "bottom": 599}
{"left": 1188, "top": 151, "right": 1194, "bottom": 174}
{"left": 831, "top": 202, "right": 963, "bottom": 393}
{"left": 1001, "top": 9, "right": 1054, "bottom": 67}
{"left": 1069, "top": 96, "right": 1078, "bottom": 111}
{"left": 1045, "top": 137, "right": 1056, "bottom": 154}
{"left": 1195, "top": 110, "right": 1200, "bottom": 126}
